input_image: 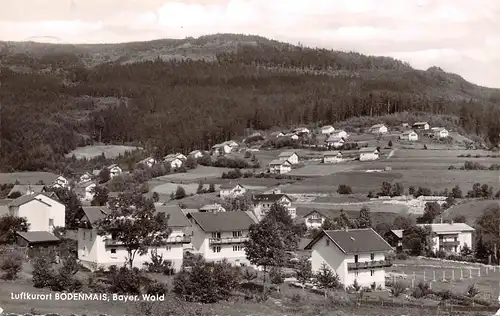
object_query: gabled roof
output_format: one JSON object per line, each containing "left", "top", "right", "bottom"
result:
{"left": 417, "top": 223, "right": 474, "bottom": 233}
{"left": 16, "top": 231, "right": 60, "bottom": 244}
{"left": 107, "top": 164, "right": 119, "bottom": 169}
{"left": 269, "top": 159, "right": 290, "bottom": 165}
{"left": 321, "top": 125, "right": 334, "bottom": 130}
{"left": 323, "top": 151, "right": 341, "bottom": 157}
{"left": 304, "top": 228, "right": 393, "bottom": 254}
{"left": 278, "top": 151, "right": 298, "bottom": 158}
{"left": 401, "top": 130, "right": 417, "bottom": 135}
{"left": 156, "top": 205, "right": 191, "bottom": 227}
{"left": 8, "top": 193, "right": 54, "bottom": 208}
{"left": 189, "top": 150, "right": 202, "bottom": 154}
{"left": 164, "top": 157, "right": 183, "bottom": 163}
{"left": 370, "top": 124, "right": 386, "bottom": 129}
{"left": 413, "top": 122, "right": 428, "bottom": 125}
{"left": 252, "top": 193, "right": 291, "bottom": 203}
{"left": 8, "top": 185, "right": 46, "bottom": 197}
{"left": 212, "top": 143, "right": 229, "bottom": 149}
{"left": 80, "top": 206, "right": 109, "bottom": 225}
{"left": 188, "top": 211, "right": 256, "bottom": 232}
{"left": 391, "top": 229, "right": 403, "bottom": 239}
{"left": 359, "top": 147, "right": 379, "bottom": 153}
{"left": 219, "top": 182, "right": 245, "bottom": 190}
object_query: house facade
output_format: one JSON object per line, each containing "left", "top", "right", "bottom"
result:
{"left": 305, "top": 229, "right": 393, "bottom": 289}
{"left": 76, "top": 181, "right": 96, "bottom": 202}
{"left": 303, "top": 210, "right": 327, "bottom": 229}
{"left": 139, "top": 157, "right": 157, "bottom": 168}
{"left": 189, "top": 150, "right": 204, "bottom": 159}
{"left": 77, "top": 205, "right": 191, "bottom": 271}
{"left": 106, "top": 164, "right": 122, "bottom": 178}
{"left": 251, "top": 193, "right": 296, "bottom": 221}
{"left": 399, "top": 130, "right": 418, "bottom": 141}
{"left": 268, "top": 159, "right": 292, "bottom": 174}
{"left": 8, "top": 193, "right": 66, "bottom": 232}
{"left": 51, "top": 176, "right": 69, "bottom": 189}
{"left": 433, "top": 128, "right": 449, "bottom": 139}
{"left": 321, "top": 125, "right": 335, "bottom": 135}
{"left": 294, "top": 127, "right": 310, "bottom": 135}
{"left": 79, "top": 172, "right": 93, "bottom": 184}
{"left": 278, "top": 151, "right": 299, "bottom": 164}
{"left": 331, "top": 130, "right": 348, "bottom": 139}
{"left": 369, "top": 124, "right": 388, "bottom": 134}
{"left": 325, "top": 136, "right": 345, "bottom": 149}
{"left": 359, "top": 147, "right": 380, "bottom": 161}
{"left": 412, "top": 122, "right": 430, "bottom": 130}
{"left": 283, "top": 132, "right": 299, "bottom": 140}
{"left": 219, "top": 183, "right": 247, "bottom": 199}
{"left": 212, "top": 144, "right": 232, "bottom": 156}
{"left": 322, "top": 151, "right": 343, "bottom": 164}
{"left": 418, "top": 223, "right": 474, "bottom": 253}
{"left": 187, "top": 211, "right": 257, "bottom": 267}
{"left": 165, "top": 157, "right": 183, "bottom": 169}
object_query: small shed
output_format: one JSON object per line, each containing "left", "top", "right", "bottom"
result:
{"left": 16, "top": 231, "right": 60, "bottom": 257}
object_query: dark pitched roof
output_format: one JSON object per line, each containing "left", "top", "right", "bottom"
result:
{"left": 8, "top": 194, "right": 53, "bottom": 208}
{"left": 156, "top": 205, "right": 191, "bottom": 227}
{"left": 219, "top": 182, "right": 245, "bottom": 190}
{"left": 8, "top": 185, "right": 46, "bottom": 197}
{"left": 16, "top": 231, "right": 60, "bottom": 244}
{"left": 81, "top": 206, "right": 109, "bottom": 225}
{"left": 305, "top": 228, "right": 393, "bottom": 254}
{"left": 189, "top": 211, "right": 256, "bottom": 232}
{"left": 252, "top": 193, "right": 291, "bottom": 203}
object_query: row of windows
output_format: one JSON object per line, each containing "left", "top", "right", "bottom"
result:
{"left": 353, "top": 270, "right": 376, "bottom": 277}
{"left": 211, "top": 231, "right": 243, "bottom": 238}
{"left": 212, "top": 245, "right": 244, "bottom": 253}
{"left": 325, "top": 239, "right": 376, "bottom": 262}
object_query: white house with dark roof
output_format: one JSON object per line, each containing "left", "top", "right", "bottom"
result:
{"left": 325, "top": 136, "right": 345, "bottom": 149}
{"left": 433, "top": 128, "right": 449, "bottom": 139}
{"left": 359, "top": 147, "right": 380, "bottom": 161}
{"left": 189, "top": 150, "right": 204, "bottom": 159}
{"left": 75, "top": 180, "right": 96, "bottom": 202}
{"left": 305, "top": 228, "right": 393, "bottom": 289}
{"left": 330, "top": 130, "right": 348, "bottom": 139}
{"left": 76, "top": 205, "right": 191, "bottom": 271}
{"left": 251, "top": 193, "right": 295, "bottom": 221}
{"left": 79, "top": 172, "right": 93, "bottom": 184}
{"left": 16, "top": 231, "right": 60, "bottom": 250}
{"left": 322, "top": 151, "right": 343, "bottom": 164}
{"left": 269, "top": 159, "right": 292, "bottom": 174}
{"left": 369, "top": 124, "right": 388, "bottom": 134}
{"left": 106, "top": 164, "right": 122, "bottom": 178}
{"left": 278, "top": 151, "right": 299, "bottom": 164}
{"left": 7, "top": 185, "right": 47, "bottom": 198}
{"left": 219, "top": 183, "right": 247, "bottom": 199}
{"left": 164, "top": 153, "right": 187, "bottom": 161}
{"left": 187, "top": 211, "right": 257, "bottom": 266}
{"left": 212, "top": 143, "right": 232, "bottom": 156}
{"left": 399, "top": 130, "right": 418, "bottom": 141}
{"left": 138, "top": 157, "right": 157, "bottom": 168}
{"left": 51, "top": 176, "right": 70, "bottom": 189}
{"left": 8, "top": 192, "right": 65, "bottom": 232}
{"left": 321, "top": 125, "right": 335, "bottom": 135}
{"left": 412, "top": 122, "right": 430, "bottom": 130}
{"left": 294, "top": 127, "right": 310, "bottom": 135}
{"left": 283, "top": 132, "right": 299, "bottom": 140}
{"left": 164, "top": 157, "right": 183, "bottom": 169}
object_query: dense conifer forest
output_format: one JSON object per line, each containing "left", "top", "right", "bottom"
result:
{"left": 1, "top": 33, "right": 500, "bottom": 172}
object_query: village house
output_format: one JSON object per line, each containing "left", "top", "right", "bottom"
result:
{"left": 283, "top": 132, "right": 299, "bottom": 140}
{"left": 305, "top": 228, "right": 394, "bottom": 289}
{"left": 212, "top": 143, "right": 232, "bottom": 156}
{"left": 219, "top": 183, "right": 247, "bottom": 199}
{"left": 268, "top": 159, "right": 292, "bottom": 175}
{"left": 51, "top": 176, "right": 70, "bottom": 189}
{"left": 199, "top": 204, "right": 226, "bottom": 213}
{"left": 301, "top": 210, "right": 328, "bottom": 229}
{"left": 164, "top": 153, "right": 187, "bottom": 161}
{"left": 384, "top": 230, "right": 403, "bottom": 249}
{"left": 399, "top": 130, "right": 419, "bottom": 141}
{"left": 269, "top": 131, "right": 285, "bottom": 138}
{"left": 330, "top": 130, "right": 348, "bottom": 139}
{"left": 222, "top": 140, "right": 239, "bottom": 149}
{"left": 16, "top": 231, "right": 61, "bottom": 257}
{"left": 106, "top": 164, "right": 122, "bottom": 178}
{"left": 189, "top": 150, "right": 204, "bottom": 159}
{"left": 325, "top": 136, "right": 345, "bottom": 149}
{"left": 369, "top": 124, "right": 388, "bottom": 134}
{"left": 321, "top": 125, "right": 335, "bottom": 135}
{"left": 412, "top": 122, "right": 430, "bottom": 130}
{"left": 79, "top": 172, "right": 93, "bottom": 184}
{"left": 8, "top": 192, "right": 66, "bottom": 232}
{"left": 359, "top": 147, "right": 380, "bottom": 161}
{"left": 138, "top": 157, "right": 157, "bottom": 168}
{"left": 76, "top": 205, "right": 191, "bottom": 271}
{"left": 187, "top": 211, "right": 257, "bottom": 267}
{"left": 322, "top": 151, "right": 343, "bottom": 164}
{"left": 294, "top": 127, "right": 310, "bottom": 135}
{"left": 7, "top": 184, "right": 47, "bottom": 198}
{"left": 251, "top": 193, "right": 296, "bottom": 221}
{"left": 76, "top": 180, "right": 97, "bottom": 202}
{"left": 433, "top": 128, "right": 449, "bottom": 139}
{"left": 278, "top": 151, "right": 299, "bottom": 164}
{"left": 164, "top": 157, "right": 183, "bottom": 169}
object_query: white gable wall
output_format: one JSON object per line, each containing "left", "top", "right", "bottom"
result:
{"left": 12, "top": 200, "right": 52, "bottom": 232}
{"left": 36, "top": 194, "right": 65, "bottom": 229}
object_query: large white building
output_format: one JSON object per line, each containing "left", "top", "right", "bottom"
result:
{"left": 399, "top": 130, "right": 418, "bottom": 141}
{"left": 219, "top": 183, "right": 247, "bottom": 199}
{"left": 305, "top": 229, "right": 393, "bottom": 289}
{"left": 278, "top": 151, "right": 299, "bottom": 164}
{"left": 76, "top": 205, "right": 191, "bottom": 271}
{"left": 187, "top": 211, "right": 257, "bottom": 267}
{"left": 369, "top": 124, "right": 388, "bottom": 134}
{"left": 268, "top": 159, "right": 292, "bottom": 174}
{"left": 8, "top": 192, "right": 66, "bottom": 232}
{"left": 251, "top": 193, "right": 296, "bottom": 221}
{"left": 421, "top": 223, "right": 474, "bottom": 253}
{"left": 359, "top": 147, "right": 380, "bottom": 161}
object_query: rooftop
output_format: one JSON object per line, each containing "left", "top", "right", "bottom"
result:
{"left": 156, "top": 205, "right": 191, "bottom": 227}
{"left": 305, "top": 228, "right": 393, "bottom": 254}
{"left": 252, "top": 193, "right": 290, "bottom": 203}
{"left": 16, "top": 231, "right": 60, "bottom": 244}
{"left": 189, "top": 211, "right": 256, "bottom": 232}
{"left": 417, "top": 223, "right": 474, "bottom": 233}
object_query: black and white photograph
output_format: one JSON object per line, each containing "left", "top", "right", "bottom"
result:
{"left": 1, "top": 0, "right": 500, "bottom": 315}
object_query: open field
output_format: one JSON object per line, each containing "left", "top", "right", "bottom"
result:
{"left": 388, "top": 258, "right": 500, "bottom": 301}
{"left": 294, "top": 201, "right": 411, "bottom": 214}
{"left": 66, "top": 145, "right": 141, "bottom": 159}
{"left": 287, "top": 162, "right": 358, "bottom": 177}
{"left": 442, "top": 200, "right": 500, "bottom": 224}
{"left": 392, "top": 149, "right": 492, "bottom": 159}
{"left": 295, "top": 207, "right": 402, "bottom": 226}
{"left": 155, "top": 166, "right": 242, "bottom": 182}
{"left": 0, "top": 172, "right": 59, "bottom": 184}
{"left": 198, "top": 177, "right": 293, "bottom": 188}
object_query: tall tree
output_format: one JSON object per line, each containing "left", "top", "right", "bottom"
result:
{"left": 357, "top": 207, "right": 372, "bottom": 228}
{"left": 0, "top": 215, "right": 29, "bottom": 244}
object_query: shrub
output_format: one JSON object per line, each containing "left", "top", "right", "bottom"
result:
{"left": 243, "top": 267, "right": 258, "bottom": 282}
{"left": 108, "top": 266, "right": 145, "bottom": 295}
{"left": 390, "top": 281, "right": 406, "bottom": 297}
{"left": 412, "top": 281, "right": 430, "bottom": 298}
{"left": 337, "top": 184, "right": 353, "bottom": 195}
{"left": 395, "top": 253, "right": 408, "bottom": 260}
{"left": 51, "top": 255, "right": 82, "bottom": 292}
{"left": 0, "top": 250, "right": 23, "bottom": 280}
{"left": 32, "top": 256, "right": 56, "bottom": 288}
{"left": 143, "top": 250, "right": 175, "bottom": 275}
{"left": 145, "top": 280, "right": 169, "bottom": 295}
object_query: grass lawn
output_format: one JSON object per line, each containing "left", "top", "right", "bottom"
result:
{"left": 65, "top": 145, "right": 141, "bottom": 159}
{"left": 287, "top": 163, "right": 358, "bottom": 177}
{"left": 0, "top": 172, "right": 59, "bottom": 185}
{"left": 392, "top": 149, "right": 492, "bottom": 159}
{"left": 442, "top": 200, "right": 500, "bottom": 224}
{"left": 155, "top": 166, "right": 240, "bottom": 182}
{"left": 294, "top": 201, "right": 410, "bottom": 214}
{"left": 396, "top": 170, "right": 500, "bottom": 192}
{"left": 200, "top": 177, "right": 294, "bottom": 188}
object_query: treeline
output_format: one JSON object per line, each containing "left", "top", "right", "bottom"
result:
{"left": 1, "top": 35, "right": 500, "bottom": 172}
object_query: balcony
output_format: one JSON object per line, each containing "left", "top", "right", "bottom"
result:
{"left": 347, "top": 260, "right": 393, "bottom": 271}
{"left": 209, "top": 237, "right": 248, "bottom": 245}
{"left": 104, "top": 236, "right": 191, "bottom": 247}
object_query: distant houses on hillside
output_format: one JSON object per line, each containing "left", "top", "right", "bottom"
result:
{"left": 399, "top": 130, "right": 418, "bottom": 141}
{"left": 369, "top": 124, "right": 388, "bottom": 134}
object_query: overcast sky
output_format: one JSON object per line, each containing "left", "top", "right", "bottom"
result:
{"left": 1, "top": 0, "right": 500, "bottom": 88}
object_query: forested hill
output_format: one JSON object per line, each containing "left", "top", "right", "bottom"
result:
{"left": 1, "top": 33, "right": 500, "bottom": 172}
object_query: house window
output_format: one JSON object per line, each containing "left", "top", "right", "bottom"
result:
{"left": 212, "top": 232, "right": 221, "bottom": 239}
{"left": 371, "top": 270, "right": 374, "bottom": 277}
{"left": 233, "top": 245, "right": 243, "bottom": 251}
{"left": 370, "top": 253, "right": 374, "bottom": 261}
{"left": 49, "top": 219, "right": 54, "bottom": 226}
{"left": 89, "top": 231, "right": 93, "bottom": 240}
{"left": 166, "top": 246, "right": 172, "bottom": 251}
{"left": 212, "top": 246, "right": 221, "bottom": 253}
{"left": 233, "top": 231, "right": 242, "bottom": 237}
{"left": 355, "top": 271, "right": 359, "bottom": 277}
{"left": 110, "top": 248, "right": 117, "bottom": 258}
{"left": 83, "top": 231, "right": 87, "bottom": 240}
{"left": 326, "top": 239, "right": 330, "bottom": 246}
{"left": 354, "top": 255, "right": 359, "bottom": 263}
